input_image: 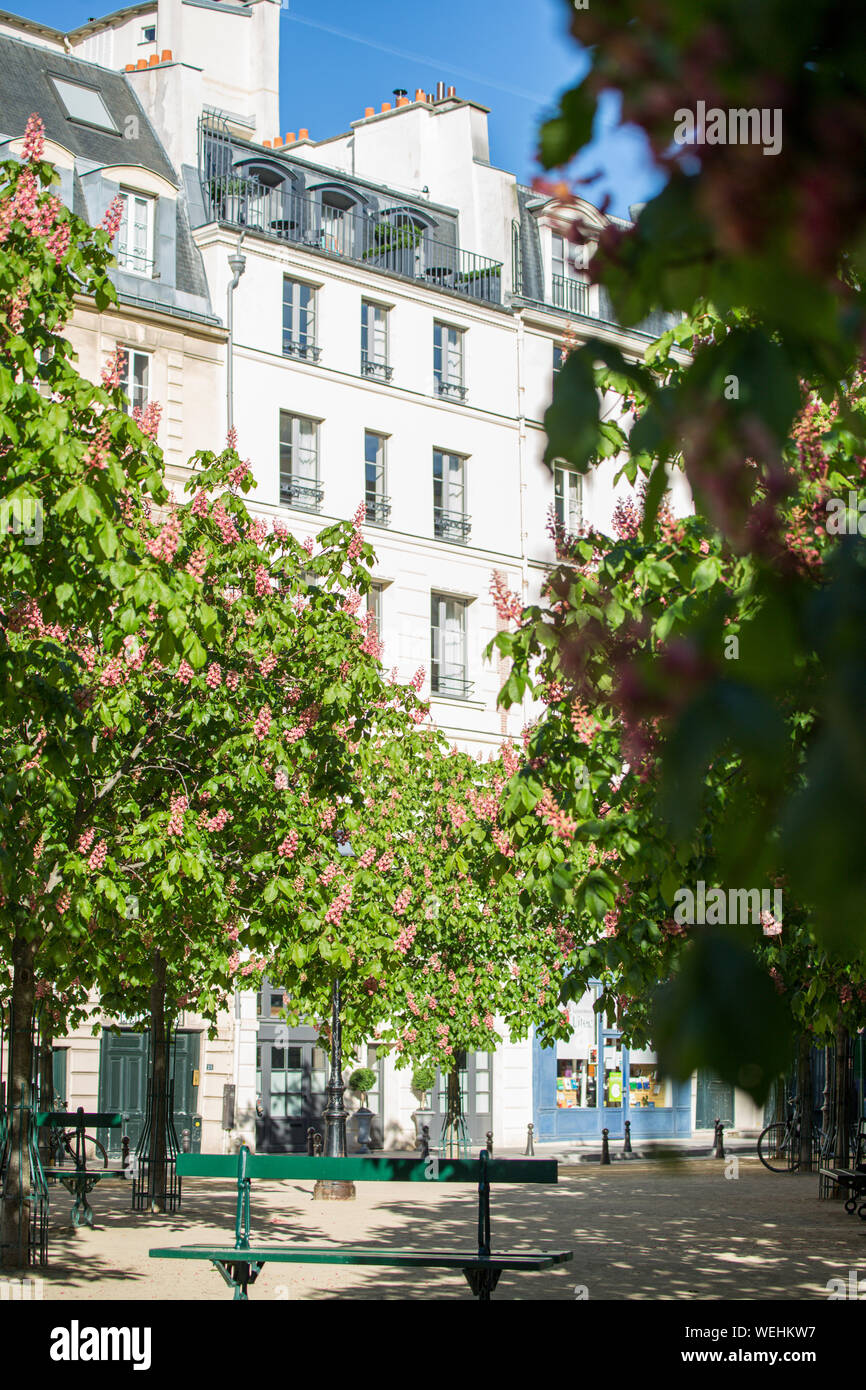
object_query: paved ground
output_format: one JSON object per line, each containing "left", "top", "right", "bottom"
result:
{"left": 9, "top": 1157, "right": 865, "bottom": 1300}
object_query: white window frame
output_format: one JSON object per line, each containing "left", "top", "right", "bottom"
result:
{"left": 433, "top": 449, "right": 469, "bottom": 543}
{"left": 554, "top": 463, "right": 584, "bottom": 534}
{"left": 433, "top": 321, "right": 466, "bottom": 400}
{"left": 282, "top": 277, "right": 319, "bottom": 360}
{"left": 364, "top": 431, "right": 390, "bottom": 526}
{"left": 279, "top": 411, "right": 321, "bottom": 511}
{"left": 117, "top": 190, "right": 156, "bottom": 277}
{"left": 431, "top": 593, "right": 470, "bottom": 699}
{"left": 361, "top": 300, "right": 391, "bottom": 379}
{"left": 117, "top": 346, "right": 151, "bottom": 414}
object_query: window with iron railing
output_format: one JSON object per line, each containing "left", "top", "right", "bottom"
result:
{"left": 361, "top": 300, "right": 392, "bottom": 380}
{"left": 431, "top": 593, "right": 471, "bottom": 699}
{"left": 282, "top": 277, "right": 320, "bottom": 361}
{"left": 364, "top": 431, "right": 390, "bottom": 526}
{"left": 367, "top": 582, "right": 384, "bottom": 641}
{"left": 279, "top": 411, "right": 322, "bottom": 511}
{"left": 433, "top": 450, "right": 470, "bottom": 543}
{"left": 554, "top": 464, "right": 584, "bottom": 534}
{"left": 117, "top": 190, "right": 155, "bottom": 277}
{"left": 433, "top": 322, "right": 466, "bottom": 400}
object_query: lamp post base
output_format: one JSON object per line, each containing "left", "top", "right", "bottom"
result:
{"left": 313, "top": 1180, "right": 356, "bottom": 1201}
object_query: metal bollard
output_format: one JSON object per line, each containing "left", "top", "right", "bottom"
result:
{"left": 600, "top": 1128, "right": 611, "bottom": 1165}
{"left": 306, "top": 1127, "right": 315, "bottom": 1156}
{"left": 623, "top": 1120, "right": 633, "bottom": 1157}
{"left": 421, "top": 1124, "right": 430, "bottom": 1159}
{"left": 486, "top": 1130, "right": 493, "bottom": 1155}
{"left": 121, "top": 1135, "right": 130, "bottom": 1173}
{"left": 181, "top": 1128, "right": 191, "bottom": 1153}
{"left": 711, "top": 1118, "right": 726, "bottom": 1159}
{"left": 524, "top": 1123, "right": 535, "bottom": 1157}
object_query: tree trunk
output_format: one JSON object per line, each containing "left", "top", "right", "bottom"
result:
{"left": 796, "top": 1032, "right": 813, "bottom": 1172}
{"left": 446, "top": 1067, "right": 461, "bottom": 1126}
{"left": 149, "top": 952, "right": 168, "bottom": 1214}
{"left": 1, "top": 935, "right": 37, "bottom": 1269}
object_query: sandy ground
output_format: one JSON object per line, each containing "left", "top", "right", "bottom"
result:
{"left": 7, "top": 1157, "right": 865, "bottom": 1301}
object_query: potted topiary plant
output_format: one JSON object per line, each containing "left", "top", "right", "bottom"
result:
{"left": 348, "top": 1067, "right": 378, "bottom": 1153}
{"left": 411, "top": 1061, "right": 437, "bottom": 1149}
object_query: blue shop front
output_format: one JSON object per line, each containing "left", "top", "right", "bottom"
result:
{"left": 533, "top": 984, "right": 692, "bottom": 1141}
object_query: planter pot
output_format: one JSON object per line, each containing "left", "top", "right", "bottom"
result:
{"left": 354, "top": 1106, "right": 375, "bottom": 1154}
{"left": 412, "top": 1108, "right": 436, "bottom": 1149}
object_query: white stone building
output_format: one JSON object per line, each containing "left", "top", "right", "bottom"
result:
{"left": 0, "top": 0, "right": 762, "bottom": 1157}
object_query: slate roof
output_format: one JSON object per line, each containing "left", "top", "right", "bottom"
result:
{"left": 0, "top": 33, "right": 176, "bottom": 182}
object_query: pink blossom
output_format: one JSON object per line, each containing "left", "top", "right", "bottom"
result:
{"left": 253, "top": 704, "right": 271, "bottom": 740}
{"left": 176, "top": 659, "right": 194, "bottom": 685}
{"left": 21, "top": 113, "right": 45, "bottom": 164}
{"left": 88, "top": 839, "right": 108, "bottom": 872}
{"left": 278, "top": 830, "right": 299, "bottom": 859}
{"left": 102, "top": 195, "right": 124, "bottom": 239}
{"left": 167, "top": 794, "right": 188, "bottom": 836}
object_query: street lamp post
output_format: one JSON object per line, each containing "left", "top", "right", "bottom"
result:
{"left": 313, "top": 976, "right": 356, "bottom": 1201}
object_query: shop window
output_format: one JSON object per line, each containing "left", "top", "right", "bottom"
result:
{"left": 556, "top": 991, "right": 598, "bottom": 1108}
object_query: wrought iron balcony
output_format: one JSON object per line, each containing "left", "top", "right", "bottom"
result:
{"left": 430, "top": 671, "right": 474, "bottom": 700}
{"left": 434, "top": 378, "right": 468, "bottom": 401}
{"left": 433, "top": 508, "right": 471, "bottom": 544}
{"left": 283, "top": 339, "right": 322, "bottom": 362}
{"left": 551, "top": 274, "right": 590, "bottom": 316}
{"left": 280, "top": 477, "right": 324, "bottom": 512}
{"left": 361, "top": 357, "right": 394, "bottom": 381}
{"left": 364, "top": 495, "right": 391, "bottom": 526}
{"left": 116, "top": 244, "right": 155, "bottom": 278}
{"left": 203, "top": 176, "right": 503, "bottom": 304}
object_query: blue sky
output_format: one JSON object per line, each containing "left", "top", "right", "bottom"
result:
{"left": 8, "top": 0, "right": 663, "bottom": 217}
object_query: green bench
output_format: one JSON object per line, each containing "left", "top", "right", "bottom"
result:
{"left": 36, "top": 1108, "right": 128, "bottom": 1227}
{"left": 150, "top": 1146, "right": 573, "bottom": 1300}
{"left": 819, "top": 1117, "right": 866, "bottom": 1217}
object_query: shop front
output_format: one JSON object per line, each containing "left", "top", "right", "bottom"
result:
{"left": 532, "top": 985, "right": 691, "bottom": 1142}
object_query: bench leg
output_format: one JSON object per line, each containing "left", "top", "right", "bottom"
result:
{"left": 463, "top": 1268, "right": 501, "bottom": 1301}
{"left": 71, "top": 1182, "right": 94, "bottom": 1229}
{"left": 213, "top": 1259, "right": 263, "bottom": 1300}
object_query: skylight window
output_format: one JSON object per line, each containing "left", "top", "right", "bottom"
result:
{"left": 51, "top": 78, "right": 118, "bottom": 134}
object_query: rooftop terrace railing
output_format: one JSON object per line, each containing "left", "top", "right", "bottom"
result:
{"left": 205, "top": 176, "right": 503, "bottom": 305}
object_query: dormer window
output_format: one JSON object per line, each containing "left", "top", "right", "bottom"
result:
{"left": 50, "top": 77, "right": 118, "bottom": 135}
{"left": 141, "top": 25, "right": 156, "bottom": 43}
{"left": 551, "top": 231, "right": 589, "bottom": 314}
{"left": 117, "top": 191, "right": 156, "bottom": 277}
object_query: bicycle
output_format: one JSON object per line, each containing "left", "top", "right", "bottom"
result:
{"left": 758, "top": 1094, "right": 857, "bottom": 1173}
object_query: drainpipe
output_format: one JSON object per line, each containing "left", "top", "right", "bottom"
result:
{"left": 226, "top": 231, "right": 246, "bottom": 440}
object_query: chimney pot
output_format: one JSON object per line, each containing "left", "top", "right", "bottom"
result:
{"left": 364, "top": 106, "right": 374, "bottom": 117}
{"left": 285, "top": 132, "right": 296, "bottom": 144}
{"left": 161, "top": 48, "right": 172, "bottom": 62}
{"left": 414, "top": 87, "right": 425, "bottom": 101}
{"left": 435, "top": 81, "right": 445, "bottom": 100}
{"left": 263, "top": 139, "right": 272, "bottom": 148}
{"left": 125, "top": 62, "right": 135, "bottom": 71}
{"left": 447, "top": 85, "right": 456, "bottom": 98}
{"left": 393, "top": 88, "right": 408, "bottom": 98}
{"left": 396, "top": 96, "right": 409, "bottom": 107}
{"left": 298, "top": 128, "right": 309, "bottom": 140}
{"left": 148, "top": 53, "right": 159, "bottom": 65}
{"left": 381, "top": 102, "right": 391, "bottom": 112}
{"left": 136, "top": 58, "right": 147, "bottom": 69}
{"left": 273, "top": 135, "right": 283, "bottom": 147}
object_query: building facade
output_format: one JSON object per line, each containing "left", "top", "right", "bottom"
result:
{"left": 0, "top": 0, "right": 761, "bottom": 1154}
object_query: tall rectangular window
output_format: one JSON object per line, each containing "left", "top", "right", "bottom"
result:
{"left": 117, "top": 347, "right": 150, "bottom": 413}
{"left": 433, "top": 450, "right": 470, "bottom": 543}
{"left": 279, "top": 412, "right": 322, "bottom": 511}
{"left": 361, "top": 301, "right": 391, "bottom": 379}
{"left": 433, "top": 322, "right": 466, "bottom": 399}
{"left": 367, "top": 582, "right": 384, "bottom": 640}
{"left": 554, "top": 464, "right": 583, "bottom": 534}
{"left": 364, "top": 431, "right": 390, "bottom": 526}
{"left": 551, "top": 232, "right": 588, "bottom": 314}
{"left": 282, "top": 278, "right": 320, "bottom": 360}
{"left": 117, "top": 191, "right": 155, "bottom": 276}
{"left": 431, "top": 593, "right": 469, "bottom": 698}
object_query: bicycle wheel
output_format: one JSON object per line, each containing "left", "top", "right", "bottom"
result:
{"left": 758, "top": 1121, "right": 799, "bottom": 1172}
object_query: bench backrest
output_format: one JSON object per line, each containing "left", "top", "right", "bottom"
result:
{"left": 177, "top": 1149, "right": 557, "bottom": 1185}
{"left": 35, "top": 1109, "right": 123, "bottom": 1129}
